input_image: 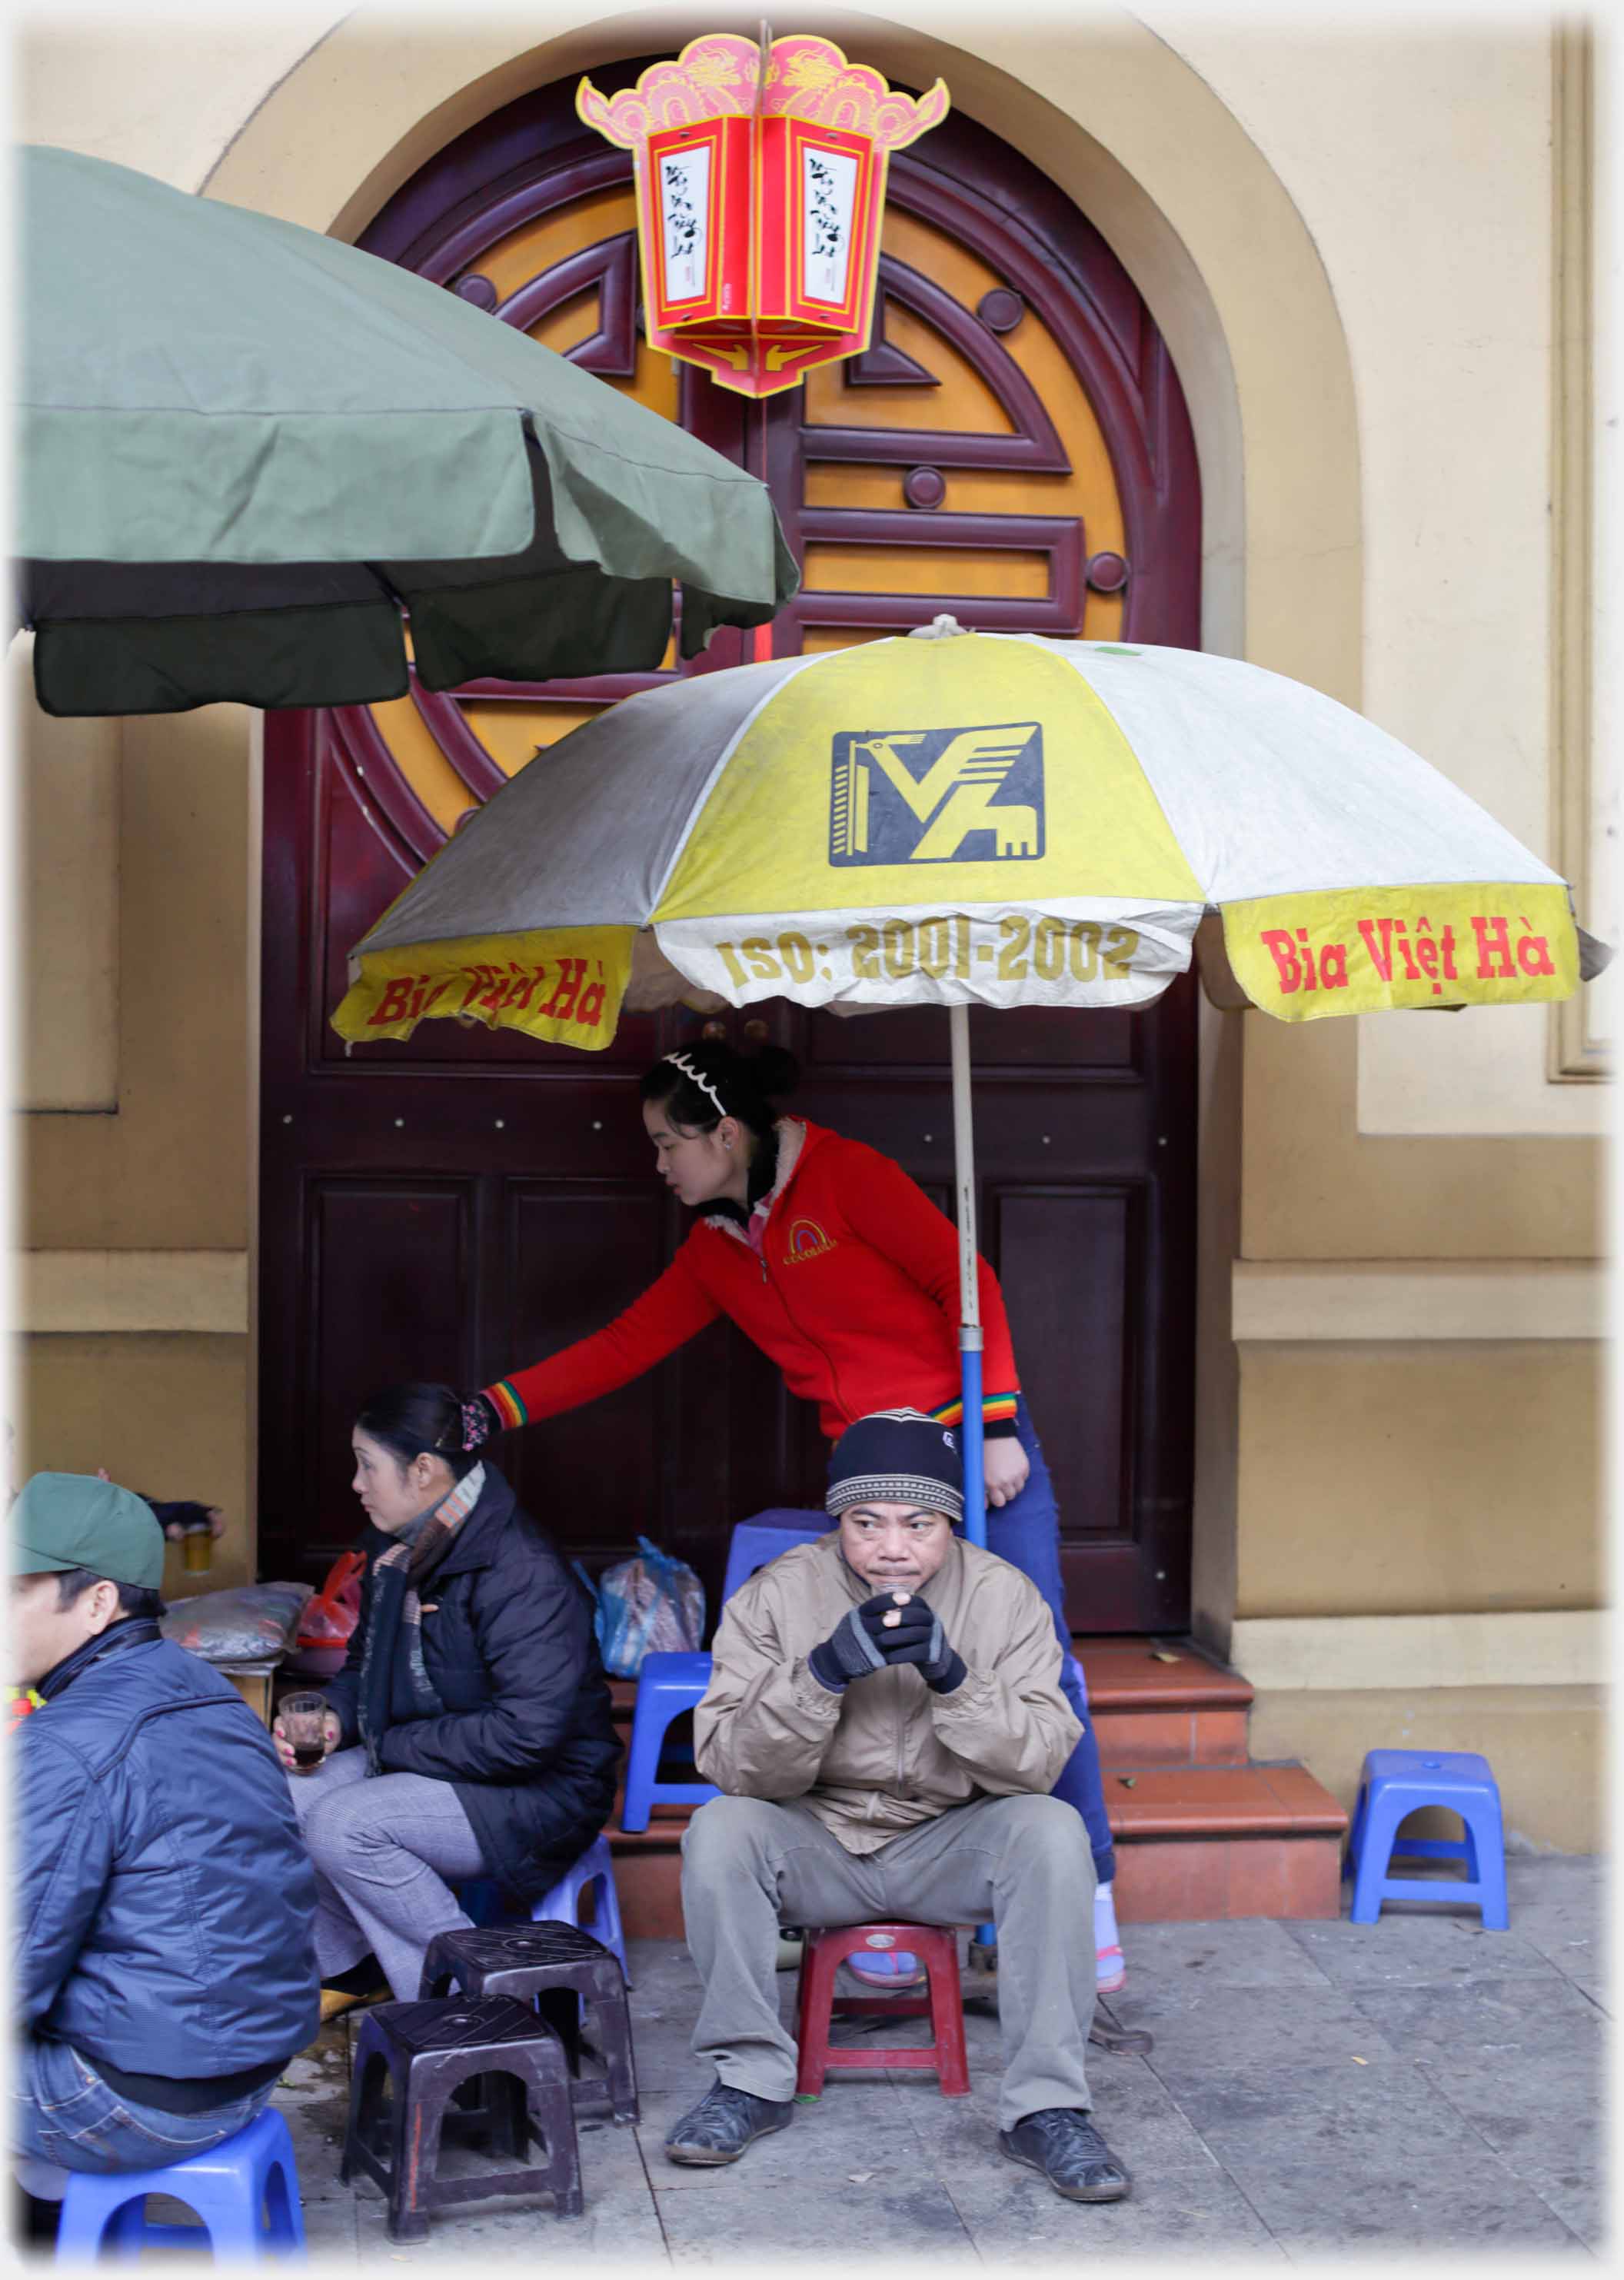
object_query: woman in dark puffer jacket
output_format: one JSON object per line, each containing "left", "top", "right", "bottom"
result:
{"left": 275, "top": 1382, "right": 620, "bottom": 2011}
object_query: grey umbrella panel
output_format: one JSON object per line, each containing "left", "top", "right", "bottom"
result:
{"left": 1027, "top": 637, "right": 1563, "bottom": 900}
{"left": 353, "top": 651, "right": 827, "bottom": 963}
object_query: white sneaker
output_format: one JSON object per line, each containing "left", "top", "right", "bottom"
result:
{"left": 844, "top": 1949, "right": 927, "bottom": 1991}
{"left": 1094, "top": 1882, "right": 1126, "bottom": 1994}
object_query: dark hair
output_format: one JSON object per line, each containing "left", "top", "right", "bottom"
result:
{"left": 54, "top": 1569, "right": 165, "bottom": 1619}
{"left": 354, "top": 1383, "right": 481, "bottom": 1480}
{"left": 639, "top": 1041, "right": 799, "bottom": 1143}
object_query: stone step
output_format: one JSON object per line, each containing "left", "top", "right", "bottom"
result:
{"left": 1103, "top": 1762, "right": 1346, "bottom": 1922}
{"left": 1074, "top": 1634, "right": 1254, "bottom": 1769}
{"left": 604, "top": 1765, "right": 1346, "bottom": 1937}
{"left": 603, "top": 1816, "right": 688, "bottom": 1945}
{"left": 603, "top": 1769, "right": 1346, "bottom": 1940}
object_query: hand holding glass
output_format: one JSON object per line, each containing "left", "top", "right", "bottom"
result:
{"left": 276, "top": 1692, "right": 338, "bottom": 1772}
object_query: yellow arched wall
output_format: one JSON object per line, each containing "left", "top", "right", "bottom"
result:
{"left": 17, "top": 12, "right": 1602, "bottom": 1842}
{"left": 19, "top": 12, "right": 1603, "bottom": 1776}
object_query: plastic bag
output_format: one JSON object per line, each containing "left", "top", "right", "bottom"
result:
{"left": 278, "top": 1549, "right": 367, "bottom": 1677}
{"left": 296, "top": 1550, "right": 364, "bottom": 1649}
{"left": 588, "top": 1535, "right": 705, "bottom": 1678}
{"left": 161, "top": 1580, "right": 312, "bottom": 1666}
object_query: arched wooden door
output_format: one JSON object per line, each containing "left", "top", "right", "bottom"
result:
{"left": 259, "top": 68, "right": 1201, "bottom": 1633}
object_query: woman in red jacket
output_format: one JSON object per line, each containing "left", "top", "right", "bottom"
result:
{"left": 467, "top": 1042, "right": 1124, "bottom": 1992}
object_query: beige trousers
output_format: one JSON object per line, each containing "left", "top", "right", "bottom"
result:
{"left": 680, "top": 1789, "right": 1097, "bottom": 2131}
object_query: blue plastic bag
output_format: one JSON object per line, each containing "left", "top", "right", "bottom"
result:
{"left": 582, "top": 1535, "right": 705, "bottom": 1678}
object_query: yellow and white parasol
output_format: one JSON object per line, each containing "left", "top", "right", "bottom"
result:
{"left": 334, "top": 617, "right": 1606, "bottom": 1546}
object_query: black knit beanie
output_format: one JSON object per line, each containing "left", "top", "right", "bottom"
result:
{"left": 825, "top": 1408, "right": 964, "bottom": 1523}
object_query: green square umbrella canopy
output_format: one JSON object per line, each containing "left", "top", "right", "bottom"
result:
{"left": 15, "top": 145, "right": 798, "bottom": 717}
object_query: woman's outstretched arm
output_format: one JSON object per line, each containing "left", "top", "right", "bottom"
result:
{"left": 482, "top": 1237, "right": 720, "bottom": 1430}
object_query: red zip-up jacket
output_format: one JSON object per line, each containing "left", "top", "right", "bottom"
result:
{"left": 484, "top": 1120, "right": 1020, "bottom": 1441}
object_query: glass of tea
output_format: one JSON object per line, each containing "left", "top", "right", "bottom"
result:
{"left": 279, "top": 1691, "right": 331, "bottom": 1772}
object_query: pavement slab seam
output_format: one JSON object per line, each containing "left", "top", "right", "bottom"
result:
{"left": 929, "top": 2168, "right": 988, "bottom": 2263}
{"left": 1409, "top": 2051, "right": 1607, "bottom": 2248}
{"left": 1176, "top": 2146, "right": 1290, "bottom": 2261}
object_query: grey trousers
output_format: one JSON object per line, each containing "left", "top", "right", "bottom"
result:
{"left": 286, "top": 1748, "right": 484, "bottom": 2000}
{"left": 681, "top": 1792, "right": 1097, "bottom": 2131}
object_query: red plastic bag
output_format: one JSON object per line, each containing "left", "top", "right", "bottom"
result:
{"left": 297, "top": 1550, "right": 364, "bottom": 1651}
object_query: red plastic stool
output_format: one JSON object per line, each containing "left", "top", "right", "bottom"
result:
{"left": 794, "top": 1924, "right": 970, "bottom": 2099}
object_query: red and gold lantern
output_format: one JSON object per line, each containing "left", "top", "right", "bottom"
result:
{"left": 578, "top": 32, "right": 949, "bottom": 398}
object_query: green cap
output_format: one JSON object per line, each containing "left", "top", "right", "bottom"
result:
{"left": 9, "top": 1473, "right": 166, "bottom": 1590}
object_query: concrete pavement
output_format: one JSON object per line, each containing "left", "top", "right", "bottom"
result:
{"left": 261, "top": 1850, "right": 1607, "bottom": 2265}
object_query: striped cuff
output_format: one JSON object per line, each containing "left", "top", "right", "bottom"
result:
{"left": 927, "top": 1392, "right": 1020, "bottom": 1430}
{"left": 486, "top": 1380, "right": 528, "bottom": 1430}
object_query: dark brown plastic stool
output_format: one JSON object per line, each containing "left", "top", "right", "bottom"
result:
{"left": 341, "top": 1994, "right": 582, "bottom": 2243}
{"left": 420, "top": 1919, "right": 639, "bottom": 2125}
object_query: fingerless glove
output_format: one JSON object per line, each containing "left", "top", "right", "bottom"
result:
{"left": 807, "top": 1596, "right": 891, "bottom": 1691}
{"left": 808, "top": 1592, "right": 967, "bottom": 1695}
{"left": 873, "top": 1600, "right": 967, "bottom": 1694}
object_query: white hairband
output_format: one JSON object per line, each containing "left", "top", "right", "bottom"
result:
{"left": 663, "top": 1051, "right": 727, "bottom": 1119}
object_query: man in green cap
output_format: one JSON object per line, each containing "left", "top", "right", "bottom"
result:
{"left": 11, "top": 1473, "right": 319, "bottom": 2202}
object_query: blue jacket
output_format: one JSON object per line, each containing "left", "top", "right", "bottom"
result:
{"left": 16, "top": 1620, "right": 320, "bottom": 2081}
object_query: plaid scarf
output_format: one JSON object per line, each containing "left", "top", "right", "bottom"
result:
{"left": 358, "top": 1463, "right": 484, "bottom": 1775}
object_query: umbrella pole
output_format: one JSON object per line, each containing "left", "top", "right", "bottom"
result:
{"left": 953, "top": 1004, "right": 997, "bottom": 1957}
{"left": 950, "top": 1004, "right": 987, "bottom": 1553}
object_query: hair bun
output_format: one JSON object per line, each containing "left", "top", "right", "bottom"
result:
{"left": 454, "top": 1396, "right": 494, "bottom": 1453}
{"left": 358, "top": 1383, "right": 484, "bottom": 1481}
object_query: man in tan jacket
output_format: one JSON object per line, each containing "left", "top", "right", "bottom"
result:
{"left": 664, "top": 1410, "right": 1130, "bottom": 2204}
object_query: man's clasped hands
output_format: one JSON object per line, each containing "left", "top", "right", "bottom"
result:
{"left": 807, "top": 1586, "right": 967, "bottom": 1696}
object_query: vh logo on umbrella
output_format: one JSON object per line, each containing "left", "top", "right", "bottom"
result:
{"left": 829, "top": 723, "right": 1046, "bottom": 865}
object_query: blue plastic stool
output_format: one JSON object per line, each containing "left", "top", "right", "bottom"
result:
{"left": 1345, "top": 1749, "right": 1509, "bottom": 1929}
{"left": 620, "top": 1512, "right": 827, "bottom": 1832}
{"left": 618, "top": 1650, "right": 717, "bottom": 1830}
{"left": 55, "top": 2105, "right": 304, "bottom": 2261}
{"left": 533, "top": 1832, "right": 629, "bottom": 1978}
{"left": 720, "top": 1511, "right": 827, "bottom": 1603}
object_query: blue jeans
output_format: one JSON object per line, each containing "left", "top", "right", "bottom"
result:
{"left": 13, "top": 2035, "right": 274, "bottom": 2175}
{"left": 984, "top": 1401, "right": 1116, "bottom": 1886}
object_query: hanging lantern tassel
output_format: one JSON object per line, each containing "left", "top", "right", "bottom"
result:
{"left": 578, "top": 31, "right": 949, "bottom": 399}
